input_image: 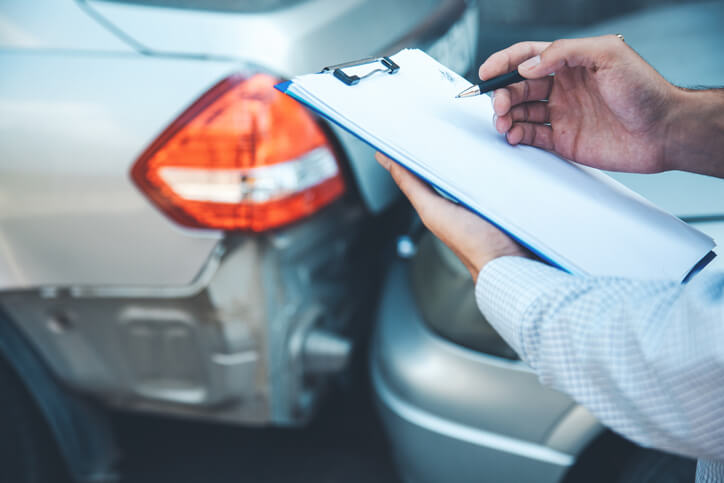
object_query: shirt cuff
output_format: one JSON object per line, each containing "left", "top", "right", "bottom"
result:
{"left": 474, "top": 257, "right": 572, "bottom": 360}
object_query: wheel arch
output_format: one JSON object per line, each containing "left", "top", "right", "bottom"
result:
{"left": 0, "top": 308, "right": 117, "bottom": 483}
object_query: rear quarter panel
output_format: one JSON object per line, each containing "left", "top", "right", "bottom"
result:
{"left": 0, "top": 52, "right": 244, "bottom": 288}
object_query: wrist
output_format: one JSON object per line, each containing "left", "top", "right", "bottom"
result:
{"left": 661, "top": 88, "right": 724, "bottom": 176}
{"left": 472, "top": 246, "right": 531, "bottom": 282}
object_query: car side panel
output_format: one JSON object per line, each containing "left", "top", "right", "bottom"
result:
{"left": 84, "top": 0, "right": 442, "bottom": 75}
{"left": 0, "top": 0, "right": 133, "bottom": 51}
{"left": 0, "top": 51, "right": 244, "bottom": 289}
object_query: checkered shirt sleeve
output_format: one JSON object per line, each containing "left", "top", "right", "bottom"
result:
{"left": 475, "top": 256, "right": 724, "bottom": 481}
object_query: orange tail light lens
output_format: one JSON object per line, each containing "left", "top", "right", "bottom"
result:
{"left": 131, "top": 73, "right": 345, "bottom": 232}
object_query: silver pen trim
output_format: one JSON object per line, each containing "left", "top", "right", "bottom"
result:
{"left": 455, "top": 84, "right": 481, "bottom": 98}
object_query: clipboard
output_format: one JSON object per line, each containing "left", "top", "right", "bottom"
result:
{"left": 276, "top": 49, "right": 716, "bottom": 282}
{"left": 322, "top": 56, "right": 400, "bottom": 86}
{"left": 277, "top": 56, "right": 402, "bottom": 94}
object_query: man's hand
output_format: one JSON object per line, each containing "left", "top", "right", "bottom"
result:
{"left": 481, "top": 35, "right": 683, "bottom": 174}
{"left": 375, "top": 152, "right": 529, "bottom": 281}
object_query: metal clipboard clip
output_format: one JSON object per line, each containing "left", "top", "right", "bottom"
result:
{"left": 321, "top": 56, "right": 400, "bottom": 86}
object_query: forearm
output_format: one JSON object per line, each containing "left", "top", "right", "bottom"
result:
{"left": 663, "top": 87, "right": 724, "bottom": 177}
{"left": 476, "top": 257, "right": 724, "bottom": 461}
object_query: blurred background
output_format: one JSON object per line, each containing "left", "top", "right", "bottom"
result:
{"left": 1, "top": 0, "right": 722, "bottom": 482}
{"left": 474, "top": 0, "right": 706, "bottom": 58}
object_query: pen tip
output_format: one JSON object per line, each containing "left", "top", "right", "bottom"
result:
{"left": 455, "top": 85, "right": 479, "bottom": 98}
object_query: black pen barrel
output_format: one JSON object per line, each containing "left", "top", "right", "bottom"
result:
{"left": 478, "top": 70, "right": 525, "bottom": 94}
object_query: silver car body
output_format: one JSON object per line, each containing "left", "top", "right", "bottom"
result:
{"left": 0, "top": 0, "right": 479, "bottom": 427}
{"left": 372, "top": 2, "right": 724, "bottom": 482}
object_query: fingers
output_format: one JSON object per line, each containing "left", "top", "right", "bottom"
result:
{"left": 487, "top": 68, "right": 554, "bottom": 148}
{"left": 518, "top": 35, "right": 626, "bottom": 78}
{"left": 479, "top": 41, "right": 550, "bottom": 80}
{"left": 482, "top": 35, "right": 628, "bottom": 82}
{"left": 510, "top": 102, "right": 550, "bottom": 123}
{"left": 494, "top": 102, "right": 550, "bottom": 133}
{"left": 491, "top": 77, "right": 553, "bottom": 138}
{"left": 374, "top": 152, "right": 450, "bottom": 223}
{"left": 506, "top": 123, "right": 554, "bottom": 150}
{"left": 491, "top": 77, "right": 553, "bottom": 116}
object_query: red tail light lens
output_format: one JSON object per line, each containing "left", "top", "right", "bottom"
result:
{"left": 131, "top": 73, "right": 345, "bottom": 232}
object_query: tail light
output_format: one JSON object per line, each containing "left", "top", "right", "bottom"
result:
{"left": 131, "top": 73, "right": 345, "bottom": 232}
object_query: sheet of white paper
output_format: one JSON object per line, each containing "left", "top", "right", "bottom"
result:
{"left": 286, "top": 49, "right": 715, "bottom": 281}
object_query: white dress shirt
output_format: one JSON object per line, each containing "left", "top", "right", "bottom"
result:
{"left": 475, "top": 256, "right": 724, "bottom": 482}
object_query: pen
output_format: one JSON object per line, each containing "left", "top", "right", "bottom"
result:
{"left": 455, "top": 69, "right": 525, "bottom": 98}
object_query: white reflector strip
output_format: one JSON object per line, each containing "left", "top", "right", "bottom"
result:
{"left": 158, "top": 147, "right": 339, "bottom": 204}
